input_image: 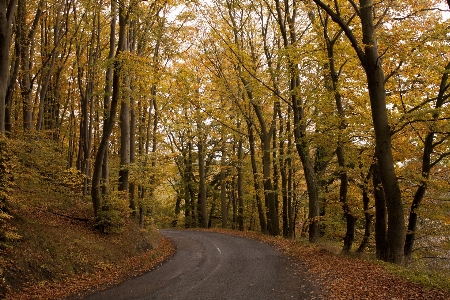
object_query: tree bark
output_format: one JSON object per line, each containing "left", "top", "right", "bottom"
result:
{"left": 101, "top": 0, "right": 116, "bottom": 196}
{"left": 274, "top": 0, "right": 320, "bottom": 242}
{"left": 18, "top": 0, "right": 43, "bottom": 131}
{"left": 237, "top": 129, "right": 244, "bottom": 231}
{"left": 360, "top": 0, "right": 405, "bottom": 264}
{"left": 91, "top": 0, "right": 127, "bottom": 217}
{"left": 313, "top": 0, "right": 405, "bottom": 263}
{"left": 373, "top": 161, "right": 387, "bottom": 260}
{"left": 404, "top": 62, "right": 450, "bottom": 259}
{"left": 221, "top": 144, "right": 228, "bottom": 228}
{"left": 0, "top": 0, "right": 17, "bottom": 134}
{"left": 198, "top": 132, "right": 208, "bottom": 228}
{"left": 247, "top": 121, "right": 268, "bottom": 234}
{"left": 358, "top": 166, "right": 374, "bottom": 253}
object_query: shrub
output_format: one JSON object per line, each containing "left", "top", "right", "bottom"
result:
{"left": 95, "top": 191, "right": 131, "bottom": 233}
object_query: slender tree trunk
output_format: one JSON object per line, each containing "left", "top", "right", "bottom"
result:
{"left": 36, "top": 2, "right": 64, "bottom": 131}
{"left": 247, "top": 121, "right": 268, "bottom": 234}
{"left": 101, "top": 0, "right": 116, "bottom": 196}
{"left": 18, "top": 0, "right": 43, "bottom": 131}
{"left": 221, "top": 144, "right": 228, "bottom": 228}
{"left": 373, "top": 161, "right": 387, "bottom": 261}
{"left": 291, "top": 78, "right": 320, "bottom": 242}
{"left": 286, "top": 108, "right": 294, "bottom": 239}
{"left": 237, "top": 130, "right": 244, "bottom": 231}
{"left": 118, "top": 59, "right": 131, "bottom": 194}
{"left": 5, "top": 19, "right": 20, "bottom": 133}
{"left": 404, "top": 62, "right": 450, "bottom": 259}
{"left": 358, "top": 167, "right": 373, "bottom": 253}
{"left": 321, "top": 20, "right": 356, "bottom": 252}
{"left": 274, "top": 0, "right": 320, "bottom": 242}
{"left": 0, "top": 0, "right": 17, "bottom": 134}
{"left": 226, "top": 0, "right": 278, "bottom": 235}
{"left": 198, "top": 129, "right": 208, "bottom": 228}
{"left": 91, "top": 0, "right": 127, "bottom": 218}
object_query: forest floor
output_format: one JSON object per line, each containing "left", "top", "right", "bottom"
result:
{"left": 2, "top": 137, "right": 450, "bottom": 299}
{"left": 1, "top": 138, "right": 175, "bottom": 299}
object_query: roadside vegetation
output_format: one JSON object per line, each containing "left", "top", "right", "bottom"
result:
{"left": 1, "top": 136, "right": 174, "bottom": 299}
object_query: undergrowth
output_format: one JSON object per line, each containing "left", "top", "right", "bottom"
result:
{"left": 0, "top": 136, "right": 169, "bottom": 299}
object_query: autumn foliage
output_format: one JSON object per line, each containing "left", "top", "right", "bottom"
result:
{"left": 0, "top": 0, "right": 449, "bottom": 297}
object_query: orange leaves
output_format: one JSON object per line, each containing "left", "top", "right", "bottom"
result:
{"left": 7, "top": 237, "right": 175, "bottom": 300}
{"left": 201, "top": 228, "right": 450, "bottom": 299}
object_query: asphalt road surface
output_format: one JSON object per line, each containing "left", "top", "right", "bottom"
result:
{"left": 84, "top": 230, "right": 320, "bottom": 300}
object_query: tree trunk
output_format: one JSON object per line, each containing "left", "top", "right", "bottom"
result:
{"left": 129, "top": 96, "right": 136, "bottom": 214}
{"left": 358, "top": 166, "right": 374, "bottom": 253}
{"left": 247, "top": 122, "right": 268, "bottom": 234}
{"left": 0, "top": 0, "right": 17, "bottom": 134}
{"left": 101, "top": 0, "right": 116, "bottom": 196}
{"left": 36, "top": 2, "right": 64, "bottom": 131}
{"left": 373, "top": 161, "right": 387, "bottom": 261}
{"left": 274, "top": 0, "right": 320, "bottom": 242}
{"left": 237, "top": 131, "right": 244, "bottom": 231}
{"left": 360, "top": 0, "right": 405, "bottom": 264}
{"left": 118, "top": 75, "right": 130, "bottom": 194}
{"left": 5, "top": 19, "right": 20, "bottom": 133}
{"left": 198, "top": 134, "right": 208, "bottom": 228}
{"left": 313, "top": 0, "right": 405, "bottom": 263}
{"left": 91, "top": 0, "right": 127, "bottom": 217}
{"left": 221, "top": 144, "right": 228, "bottom": 228}
{"left": 404, "top": 62, "right": 450, "bottom": 259}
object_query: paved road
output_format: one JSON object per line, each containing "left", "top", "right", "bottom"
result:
{"left": 84, "top": 230, "right": 320, "bottom": 299}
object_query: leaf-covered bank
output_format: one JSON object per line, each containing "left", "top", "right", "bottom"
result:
{"left": 0, "top": 137, "right": 175, "bottom": 299}
{"left": 204, "top": 229, "right": 450, "bottom": 300}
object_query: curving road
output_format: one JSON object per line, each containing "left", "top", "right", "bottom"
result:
{"left": 84, "top": 230, "right": 321, "bottom": 300}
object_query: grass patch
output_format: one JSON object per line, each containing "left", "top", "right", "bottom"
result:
{"left": 383, "top": 260, "right": 450, "bottom": 293}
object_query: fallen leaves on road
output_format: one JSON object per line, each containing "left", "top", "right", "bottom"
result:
{"left": 9, "top": 227, "right": 449, "bottom": 299}
{"left": 203, "top": 228, "right": 450, "bottom": 300}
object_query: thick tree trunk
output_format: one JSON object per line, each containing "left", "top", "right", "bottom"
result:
{"left": 360, "top": 0, "right": 405, "bottom": 264}
{"left": 313, "top": 0, "right": 405, "bottom": 263}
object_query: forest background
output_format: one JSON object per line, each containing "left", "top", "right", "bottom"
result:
{"left": 0, "top": 0, "right": 450, "bottom": 297}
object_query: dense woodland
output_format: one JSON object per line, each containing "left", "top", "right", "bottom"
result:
{"left": 0, "top": 0, "right": 449, "bottom": 270}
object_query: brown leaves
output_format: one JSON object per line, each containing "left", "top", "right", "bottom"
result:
{"left": 201, "top": 228, "right": 450, "bottom": 300}
{"left": 6, "top": 237, "right": 175, "bottom": 300}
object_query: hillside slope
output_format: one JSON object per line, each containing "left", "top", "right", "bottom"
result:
{"left": 0, "top": 137, "right": 174, "bottom": 299}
